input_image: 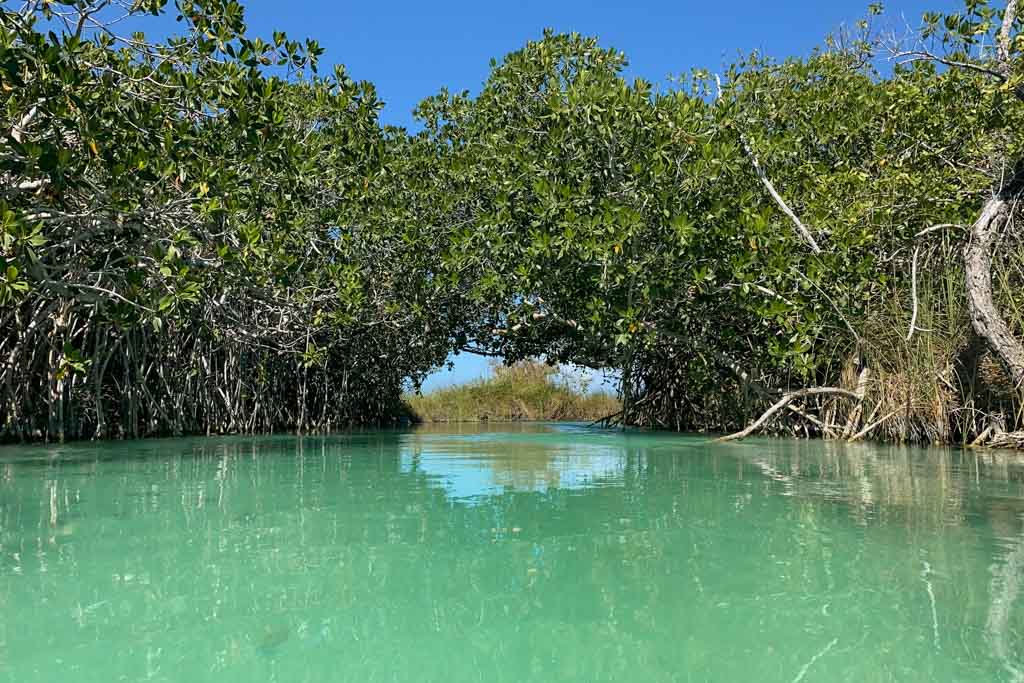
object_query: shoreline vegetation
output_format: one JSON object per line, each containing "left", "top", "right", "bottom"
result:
{"left": 405, "top": 361, "right": 620, "bottom": 424}
{"left": 1, "top": 1, "right": 1022, "bottom": 448}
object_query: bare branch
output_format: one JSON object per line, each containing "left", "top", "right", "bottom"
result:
{"left": 739, "top": 138, "right": 822, "bottom": 254}
{"left": 890, "top": 3, "right": 1022, "bottom": 102}
{"left": 11, "top": 106, "right": 38, "bottom": 144}
{"left": 714, "top": 74, "right": 822, "bottom": 254}
{"left": 716, "top": 387, "right": 861, "bottom": 442}
{"left": 892, "top": 50, "right": 1007, "bottom": 81}
{"left": 907, "top": 246, "right": 920, "bottom": 342}
{"left": 460, "top": 345, "right": 502, "bottom": 358}
{"left": 849, "top": 409, "right": 900, "bottom": 442}
{"left": 7, "top": 178, "right": 49, "bottom": 193}
{"left": 786, "top": 403, "right": 838, "bottom": 438}
{"left": 998, "top": 0, "right": 1019, "bottom": 75}
{"left": 74, "top": 0, "right": 111, "bottom": 38}
{"left": 41, "top": 280, "right": 155, "bottom": 313}
{"left": 916, "top": 223, "right": 965, "bottom": 237}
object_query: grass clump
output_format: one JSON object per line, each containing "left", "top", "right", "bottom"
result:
{"left": 407, "top": 360, "right": 620, "bottom": 423}
{"left": 852, "top": 240, "right": 1022, "bottom": 445}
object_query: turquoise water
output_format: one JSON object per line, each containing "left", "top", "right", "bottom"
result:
{"left": 2, "top": 423, "right": 1024, "bottom": 682}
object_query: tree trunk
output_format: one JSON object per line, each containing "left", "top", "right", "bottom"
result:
{"left": 965, "top": 2, "right": 1024, "bottom": 397}
{"left": 46, "top": 302, "right": 70, "bottom": 443}
{"left": 964, "top": 174, "right": 1024, "bottom": 396}
{"left": 93, "top": 335, "right": 113, "bottom": 440}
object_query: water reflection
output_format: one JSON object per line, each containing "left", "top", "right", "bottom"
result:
{"left": 1, "top": 426, "right": 1024, "bottom": 681}
{"left": 719, "top": 438, "right": 1024, "bottom": 530}
{"left": 400, "top": 424, "right": 626, "bottom": 500}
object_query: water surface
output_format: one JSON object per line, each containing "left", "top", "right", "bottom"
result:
{"left": 2, "top": 424, "right": 1024, "bottom": 682}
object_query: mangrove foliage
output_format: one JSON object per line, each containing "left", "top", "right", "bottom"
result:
{"left": 1, "top": 0, "right": 453, "bottom": 439}
{"left": 2, "top": 0, "right": 1023, "bottom": 446}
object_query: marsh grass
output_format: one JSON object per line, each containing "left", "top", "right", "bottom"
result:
{"left": 407, "top": 360, "right": 621, "bottom": 423}
{"left": 855, "top": 243, "right": 1022, "bottom": 445}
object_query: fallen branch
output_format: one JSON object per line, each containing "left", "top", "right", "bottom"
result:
{"left": 969, "top": 425, "right": 995, "bottom": 447}
{"left": 988, "top": 431, "right": 1024, "bottom": 450}
{"left": 716, "top": 387, "right": 860, "bottom": 442}
{"left": 785, "top": 403, "right": 838, "bottom": 438}
{"left": 849, "top": 410, "right": 900, "bottom": 442}
{"left": 588, "top": 409, "right": 624, "bottom": 428}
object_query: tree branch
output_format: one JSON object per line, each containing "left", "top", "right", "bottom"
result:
{"left": 998, "top": 0, "right": 1019, "bottom": 75}
{"left": 849, "top": 409, "right": 900, "bottom": 442}
{"left": 11, "top": 106, "right": 38, "bottom": 144}
{"left": 714, "top": 74, "right": 821, "bottom": 254}
{"left": 907, "top": 246, "right": 921, "bottom": 341}
{"left": 716, "top": 387, "right": 861, "bottom": 442}
{"left": 739, "top": 137, "right": 823, "bottom": 254}
{"left": 892, "top": 50, "right": 1007, "bottom": 81}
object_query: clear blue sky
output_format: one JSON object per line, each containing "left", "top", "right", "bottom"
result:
{"left": 212, "top": 0, "right": 957, "bottom": 389}
{"left": 235, "top": 0, "right": 956, "bottom": 132}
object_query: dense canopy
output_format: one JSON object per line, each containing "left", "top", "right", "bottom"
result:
{"left": 2, "top": 0, "right": 1022, "bottom": 445}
